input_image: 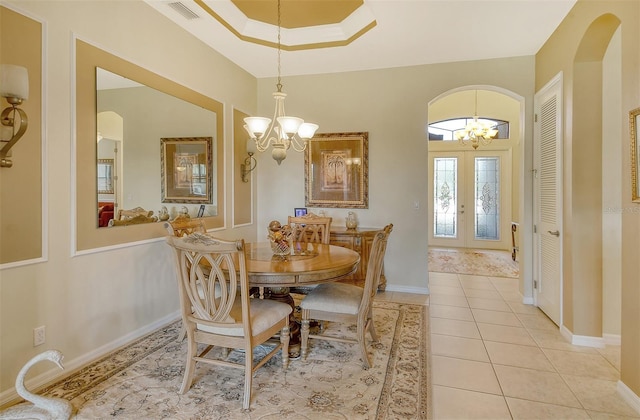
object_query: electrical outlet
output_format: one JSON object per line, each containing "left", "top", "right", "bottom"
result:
{"left": 33, "top": 325, "right": 45, "bottom": 346}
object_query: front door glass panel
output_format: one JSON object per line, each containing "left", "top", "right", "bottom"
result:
{"left": 474, "top": 156, "right": 500, "bottom": 240}
{"left": 434, "top": 157, "right": 458, "bottom": 238}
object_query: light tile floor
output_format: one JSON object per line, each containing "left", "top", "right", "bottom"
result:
{"left": 376, "top": 273, "right": 640, "bottom": 419}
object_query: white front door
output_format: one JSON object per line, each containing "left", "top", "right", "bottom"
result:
{"left": 428, "top": 150, "right": 512, "bottom": 250}
{"left": 533, "top": 73, "right": 563, "bottom": 326}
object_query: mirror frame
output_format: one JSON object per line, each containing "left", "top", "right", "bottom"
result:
{"left": 631, "top": 107, "right": 640, "bottom": 202}
{"left": 76, "top": 39, "right": 224, "bottom": 251}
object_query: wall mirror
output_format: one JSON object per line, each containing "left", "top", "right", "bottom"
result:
{"left": 97, "top": 159, "right": 114, "bottom": 194}
{"left": 631, "top": 107, "right": 640, "bottom": 202}
{"left": 76, "top": 39, "right": 224, "bottom": 250}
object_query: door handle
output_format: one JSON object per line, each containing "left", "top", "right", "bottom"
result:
{"left": 548, "top": 230, "right": 560, "bottom": 237}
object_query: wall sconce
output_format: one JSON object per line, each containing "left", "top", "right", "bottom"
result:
{"left": 241, "top": 138, "right": 257, "bottom": 182}
{"left": 0, "top": 64, "right": 29, "bottom": 168}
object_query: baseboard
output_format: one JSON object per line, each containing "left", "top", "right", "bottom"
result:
{"left": 384, "top": 285, "right": 429, "bottom": 295}
{"left": 522, "top": 296, "right": 534, "bottom": 305}
{"left": 617, "top": 380, "right": 640, "bottom": 415}
{"left": 559, "top": 325, "right": 606, "bottom": 348}
{"left": 603, "top": 333, "right": 621, "bottom": 346}
{"left": 0, "top": 311, "right": 180, "bottom": 407}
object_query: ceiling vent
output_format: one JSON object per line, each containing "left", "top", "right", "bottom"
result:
{"left": 168, "top": 2, "right": 200, "bottom": 20}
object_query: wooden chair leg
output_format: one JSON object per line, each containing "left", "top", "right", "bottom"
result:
{"left": 180, "top": 337, "right": 197, "bottom": 393}
{"left": 367, "top": 309, "right": 379, "bottom": 342}
{"left": 301, "top": 310, "right": 311, "bottom": 360}
{"left": 358, "top": 322, "right": 371, "bottom": 370}
{"left": 243, "top": 346, "right": 253, "bottom": 410}
{"left": 280, "top": 324, "right": 290, "bottom": 369}
{"left": 177, "top": 324, "right": 186, "bottom": 342}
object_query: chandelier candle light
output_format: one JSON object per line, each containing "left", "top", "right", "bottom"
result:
{"left": 455, "top": 90, "right": 498, "bottom": 150}
{"left": 243, "top": 0, "right": 319, "bottom": 165}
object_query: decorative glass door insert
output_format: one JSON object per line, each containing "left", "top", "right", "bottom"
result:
{"left": 429, "top": 151, "right": 511, "bottom": 250}
{"left": 474, "top": 156, "right": 500, "bottom": 240}
{"left": 434, "top": 157, "right": 458, "bottom": 238}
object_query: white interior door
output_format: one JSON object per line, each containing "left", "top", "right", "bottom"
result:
{"left": 534, "top": 73, "right": 563, "bottom": 326}
{"left": 429, "top": 151, "right": 511, "bottom": 250}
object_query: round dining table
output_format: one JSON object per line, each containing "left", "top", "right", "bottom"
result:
{"left": 244, "top": 242, "right": 360, "bottom": 358}
{"left": 244, "top": 242, "right": 360, "bottom": 287}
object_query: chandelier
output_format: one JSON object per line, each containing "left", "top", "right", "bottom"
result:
{"left": 455, "top": 90, "right": 498, "bottom": 150}
{"left": 243, "top": 0, "right": 319, "bottom": 165}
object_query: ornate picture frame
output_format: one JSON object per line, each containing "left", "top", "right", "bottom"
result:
{"left": 161, "top": 137, "right": 213, "bottom": 203}
{"left": 305, "top": 132, "right": 369, "bottom": 208}
{"left": 630, "top": 108, "right": 640, "bottom": 202}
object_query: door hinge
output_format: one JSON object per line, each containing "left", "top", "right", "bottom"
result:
{"left": 534, "top": 113, "right": 538, "bottom": 123}
{"left": 534, "top": 280, "right": 538, "bottom": 289}
{"left": 533, "top": 224, "right": 537, "bottom": 233}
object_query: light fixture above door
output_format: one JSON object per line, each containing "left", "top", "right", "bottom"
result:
{"left": 455, "top": 90, "right": 498, "bottom": 150}
{"left": 243, "top": 0, "right": 319, "bottom": 165}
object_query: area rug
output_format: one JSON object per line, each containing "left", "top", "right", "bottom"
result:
{"left": 40, "top": 301, "right": 429, "bottom": 419}
{"left": 428, "top": 248, "right": 519, "bottom": 278}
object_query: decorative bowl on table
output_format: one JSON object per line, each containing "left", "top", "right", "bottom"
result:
{"left": 267, "top": 221, "right": 292, "bottom": 256}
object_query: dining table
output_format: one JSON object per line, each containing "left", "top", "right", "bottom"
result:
{"left": 244, "top": 241, "right": 360, "bottom": 358}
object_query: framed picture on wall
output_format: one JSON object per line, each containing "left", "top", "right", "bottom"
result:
{"left": 305, "top": 132, "right": 369, "bottom": 208}
{"left": 161, "top": 137, "right": 212, "bottom": 203}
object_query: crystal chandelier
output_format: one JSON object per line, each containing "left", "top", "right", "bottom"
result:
{"left": 243, "top": 0, "right": 319, "bottom": 165}
{"left": 455, "top": 90, "right": 498, "bottom": 150}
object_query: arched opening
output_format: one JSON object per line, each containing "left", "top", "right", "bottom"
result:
{"left": 427, "top": 86, "right": 527, "bottom": 294}
{"left": 566, "top": 14, "right": 622, "bottom": 341}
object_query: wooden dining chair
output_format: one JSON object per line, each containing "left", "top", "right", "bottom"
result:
{"left": 286, "top": 213, "right": 333, "bottom": 296}
{"left": 164, "top": 216, "right": 206, "bottom": 237}
{"left": 165, "top": 216, "right": 209, "bottom": 341}
{"left": 166, "top": 233, "right": 291, "bottom": 410}
{"left": 287, "top": 213, "right": 332, "bottom": 245}
{"left": 299, "top": 224, "right": 393, "bottom": 369}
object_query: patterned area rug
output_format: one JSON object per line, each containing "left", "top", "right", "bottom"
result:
{"left": 428, "top": 248, "right": 519, "bottom": 278}
{"left": 40, "top": 301, "right": 429, "bottom": 419}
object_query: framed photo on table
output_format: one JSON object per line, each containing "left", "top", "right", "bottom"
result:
{"left": 294, "top": 207, "right": 308, "bottom": 217}
{"left": 161, "top": 137, "right": 212, "bottom": 204}
{"left": 305, "top": 132, "right": 369, "bottom": 208}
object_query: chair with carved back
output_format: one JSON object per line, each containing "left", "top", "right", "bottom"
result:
{"left": 165, "top": 216, "right": 209, "bottom": 341}
{"left": 165, "top": 234, "right": 291, "bottom": 410}
{"left": 287, "top": 213, "right": 332, "bottom": 245}
{"left": 300, "top": 224, "right": 393, "bottom": 369}
{"left": 286, "top": 213, "right": 332, "bottom": 295}
{"left": 117, "top": 206, "right": 153, "bottom": 220}
{"left": 164, "top": 215, "right": 206, "bottom": 237}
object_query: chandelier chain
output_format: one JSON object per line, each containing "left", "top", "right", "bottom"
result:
{"left": 276, "top": 0, "right": 282, "bottom": 92}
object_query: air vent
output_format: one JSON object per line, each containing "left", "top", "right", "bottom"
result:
{"left": 168, "top": 2, "right": 200, "bottom": 20}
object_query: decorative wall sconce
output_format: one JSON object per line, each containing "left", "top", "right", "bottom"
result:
{"left": 0, "top": 64, "right": 29, "bottom": 168}
{"left": 241, "top": 139, "right": 257, "bottom": 183}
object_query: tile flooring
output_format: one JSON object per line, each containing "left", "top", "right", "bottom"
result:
{"left": 377, "top": 272, "right": 640, "bottom": 419}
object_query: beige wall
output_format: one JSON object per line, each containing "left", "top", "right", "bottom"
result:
{"left": 253, "top": 57, "right": 536, "bottom": 296}
{"left": 0, "top": 0, "right": 257, "bottom": 401}
{"left": 536, "top": 0, "right": 640, "bottom": 397}
{"left": 0, "top": 6, "right": 43, "bottom": 265}
{"left": 2, "top": 0, "right": 638, "bottom": 408}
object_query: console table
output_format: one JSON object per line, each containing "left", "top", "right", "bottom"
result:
{"left": 330, "top": 226, "right": 387, "bottom": 291}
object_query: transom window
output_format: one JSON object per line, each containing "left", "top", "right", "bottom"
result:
{"left": 428, "top": 118, "right": 510, "bottom": 141}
